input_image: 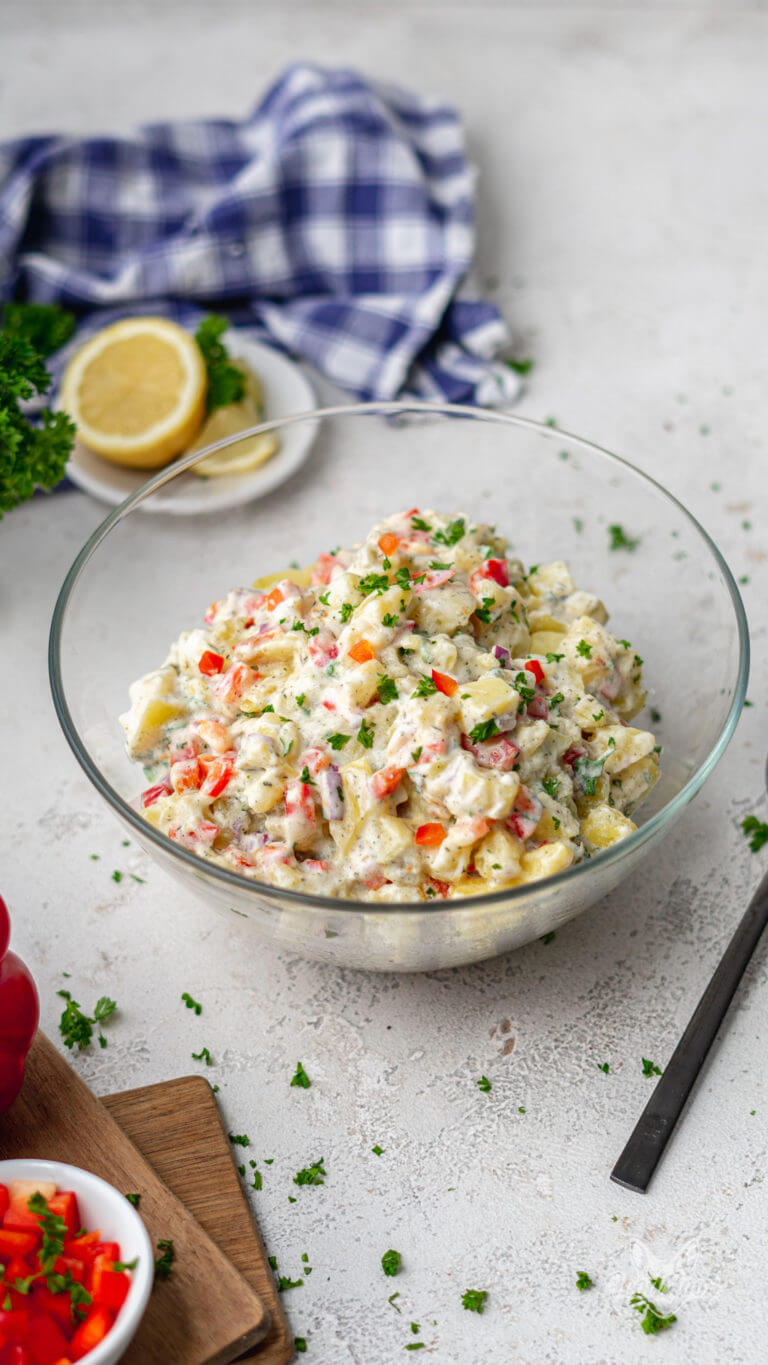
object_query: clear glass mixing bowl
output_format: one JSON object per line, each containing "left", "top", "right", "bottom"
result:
{"left": 50, "top": 404, "right": 749, "bottom": 971}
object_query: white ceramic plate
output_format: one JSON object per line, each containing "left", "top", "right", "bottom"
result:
{"left": 63, "top": 331, "right": 318, "bottom": 515}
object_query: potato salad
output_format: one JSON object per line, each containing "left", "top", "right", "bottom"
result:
{"left": 121, "top": 509, "right": 660, "bottom": 902}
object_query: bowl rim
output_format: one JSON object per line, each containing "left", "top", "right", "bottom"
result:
{"left": 0, "top": 1156, "right": 154, "bottom": 1363}
{"left": 49, "top": 400, "right": 750, "bottom": 916}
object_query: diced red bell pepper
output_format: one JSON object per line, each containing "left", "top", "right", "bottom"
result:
{"left": 29, "top": 1286, "right": 74, "bottom": 1332}
{"left": 213, "top": 663, "right": 256, "bottom": 705}
{"left": 370, "top": 766, "right": 406, "bottom": 800}
{"left": 0, "top": 1188, "right": 8, "bottom": 1221}
{"left": 413, "top": 568, "right": 455, "bottom": 594}
{"left": 415, "top": 823, "right": 446, "bottom": 847}
{"left": 348, "top": 640, "right": 375, "bottom": 664}
{"left": 525, "top": 658, "right": 545, "bottom": 684}
{"left": 90, "top": 1243, "right": 119, "bottom": 1265}
{"left": 25, "top": 1312, "right": 70, "bottom": 1365}
{"left": 0, "top": 898, "right": 39, "bottom": 1116}
{"left": 431, "top": 668, "right": 458, "bottom": 698}
{"left": 140, "top": 778, "right": 172, "bottom": 808}
{"left": 484, "top": 558, "right": 509, "bottom": 587}
{"left": 90, "top": 1256, "right": 130, "bottom": 1312}
{"left": 170, "top": 757, "right": 203, "bottom": 794}
{"left": 426, "top": 877, "right": 450, "bottom": 899}
{"left": 469, "top": 735, "right": 519, "bottom": 770}
{"left": 68, "top": 1305, "right": 114, "bottom": 1360}
{"left": 284, "top": 781, "right": 317, "bottom": 825}
{"left": 0, "top": 1346, "right": 33, "bottom": 1365}
{"left": 199, "top": 756, "right": 234, "bottom": 799}
{"left": 310, "top": 552, "right": 338, "bottom": 587}
{"left": 45, "top": 1195, "right": 79, "bottom": 1241}
{"left": 198, "top": 650, "right": 225, "bottom": 676}
{"left": 507, "top": 786, "right": 544, "bottom": 841}
{"left": 0, "top": 1230, "right": 38, "bottom": 1261}
{"left": 0, "top": 1308, "right": 30, "bottom": 1344}
{"left": 62, "top": 1231, "right": 101, "bottom": 1265}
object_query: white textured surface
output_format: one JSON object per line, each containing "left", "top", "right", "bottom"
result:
{"left": 3, "top": 5, "right": 768, "bottom": 1360}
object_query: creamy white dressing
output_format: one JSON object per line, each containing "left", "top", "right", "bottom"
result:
{"left": 121, "top": 509, "right": 659, "bottom": 901}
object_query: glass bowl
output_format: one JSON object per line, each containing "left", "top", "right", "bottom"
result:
{"left": 49, "top": 404, "right": 749, "bottom": 972}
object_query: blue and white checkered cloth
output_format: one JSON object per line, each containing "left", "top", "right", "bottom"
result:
{"left": 0, "top": 64, "right": 520, "bottom": 406}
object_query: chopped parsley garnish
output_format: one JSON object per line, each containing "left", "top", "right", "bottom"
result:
{"left": 542, "top": 775, "right": 560, "bottom": 798}
{"left": 291, "top": 1061, "right": 311, "bottom": 1089}
{"left": 299, "top": 765, "right": 315, "bottom": 784}
{"left": 591, "top": 710, "right": 604, "bottom": 723}
{"left": 550, "top": 692, "right": 564, "bottom": 707}
{"left": 608, "top": 523, "right": 640, "bottom": 552}
{"left": 229, "top": 1132, "right": 251, "bottom": 1147}
{"left": 742, "top": 815, "right": 768, "bottom": 853}
{"left": 545, "top": 652, "right": 564, "bottom": 663}
{"left": 339, "top": 602, "right": 354, "bottom": 622}
{"left": 154, "top": 1239, "right": 175, "bottom": 1281}
{"left": 650, "top": 707, "right": 662, "bottom": 723}
{"left": 388, "top": 1292, "right": 401, "bottom": 1311}
{"left": 125, "top": 1193, "right": 141, "bottom": 1208}
{"left": 57, "top": 991, "right": 117, "bottom": 1051}
{"left": 372, "top": 1144, "right": 384, "bottom": 1155}
{"left": 649, "top": 1274, "right": 669, "bottom": 1294}
{"left": 182, "top": 992, "right": 202, "bottom": 1015}
{"left": 295, "top": 693, "right": 307, "bottom": 708}
{"left": 476, "top": 1075, "right": 492, "bottom": 1093}
{"left": 111, "top": 870, "right": 122, "bottom": 883}
{"left": 406, "top": 1346, "right": 425, "bottom": 1352}
{"left": 261, "top": 703, "right": 275, "bottom": 713}
{"left": 411, "top": 747, "right": 422, "bottom": 763}
{"left": 573, "top": 754, "right": 606, "bottom": 797}
{"left": 630, "top": 1292, "right": 676, "bottom": 1334}
{"left": 513, "top": 671, "right": 536, "bottom": 705}
{"left": 381, "top": 1249, "right": 402, "bottom": 1277}
{"left": 357, "top": 718, "right": 375, "bottom": 749}
{"left": 469, "top": 718, "right": 500, "bottom": 744}
{"left": 319, "top": 591, "right": 330, "bottom": 605}
{"left": 295, "top": 1338, "right": 307, "bottom": 1353}
{"left": 192, "top": 1047, "right": 212, "bottom": 1066}
{"left": 383, "top": 612, "right": 400, "bottom": 627}
{"left": 429, "top": 560, "right": 452, "bottom": 570}
{"left": 474, "top": 596, "right": 496, "bottom": 624}
{"left": 195, "top": 315, "right": 246, "bottom": 413}
{"left": 278, "top": 1275, "right": 303, "bottom": 1291}
{"left": 433, "top": 517, "right": 465, "bottom": 546}
{"left": 377, "top": 675, "right": 399, "bottom": 704}
{"left": 540, "top": 931, "right": 556, "bottom": 944}
{"left": 576, "top": 639, "right": 592, "bottom": 658}
{"left": 461, "top": 1288, "right": 487, "bottom": 1313}
{"left": 506, "top": 356, "right": 533, "bottom": 375}
{"left": 411, "top": 516, "right": 432, "bottom": 531}
{"left": 358, "top": 571, "right": 389, "bottom": 596}
{"left": 412, "top": 676, "right": 437, "bottom": 699}
{"left": 573, "top": 516, "right": 584, "bottom": 534}
{"left": 576, "top": 1271, "right": 594, "bottom": 1291}
{"left": 326, "top": 732, "right": 351, "bottom": 750}
{"left": 597, "top": 1062, "right": 610, "bottom": 1074}
{"left": 394, "top": 566, "right": 413, "bottom": 590}
{"left": 641, "top": 1058, "right": 662, "bottom": 1077}
{"left": 294, "top": 1158, "right": 326, "bottom": 1186}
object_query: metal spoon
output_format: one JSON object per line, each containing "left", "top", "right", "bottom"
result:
{"left": 611, "top": 806, "right": 768, "bottom": 1194}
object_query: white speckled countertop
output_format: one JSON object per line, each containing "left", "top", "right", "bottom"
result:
{"left": 3, "top": 4, "right": 768, "bottom": 1360}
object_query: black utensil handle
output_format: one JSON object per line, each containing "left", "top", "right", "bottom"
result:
{"left": 611, "top": 864, "right": 768, "bottom": 1194}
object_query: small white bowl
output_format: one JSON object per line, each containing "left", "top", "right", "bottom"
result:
{"left": 0, "top": 1158, "right": 153, "bottom": 1365}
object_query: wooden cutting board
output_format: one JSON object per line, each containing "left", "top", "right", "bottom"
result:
{"left": 0, "top": 1033, "right": 271, "bottom": 1365}
{"left": 103, "top": 1076, "right": 292, "bottom": 1365}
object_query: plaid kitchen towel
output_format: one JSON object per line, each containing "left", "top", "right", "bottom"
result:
{"left": 0, "top": 63, "right": 520, "bottom": 406}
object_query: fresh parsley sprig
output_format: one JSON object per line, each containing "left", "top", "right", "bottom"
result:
{"left": 194, "top": 315, "right": 246, "bottom": 413}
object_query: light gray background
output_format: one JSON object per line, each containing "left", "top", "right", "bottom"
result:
{"left": 2, "top": 4, "right": 767, "bottom": 1361}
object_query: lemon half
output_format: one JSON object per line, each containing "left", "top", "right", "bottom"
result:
{"left": 61, "top": 317, "right": 207, "bottom": 468}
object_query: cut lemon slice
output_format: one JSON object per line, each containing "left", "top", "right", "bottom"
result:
{"left": 60, "top": 317, "right": 207, "bottom": 468}
{"left": 187, "top": 363, "right": 279, "bottom": 478}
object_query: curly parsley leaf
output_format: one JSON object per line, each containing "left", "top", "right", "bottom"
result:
{"left": 0, "top": 321, "right": 76, "bottom": 517}
{"left": 576, "top": 1271, "right": 594, "bottom": 1291}
{"left": 194, "top": 314, "right": 246, "bottom": 413}
{"left": 294, "top": 1158, "right": 326, "bottom": 1187}
{"left": 742, "top": 815, "right": 768, "bottom": 853}
{"left": 461, "top": 1288, "right": 488, "bottom": 1313}
{"left": 630, "top": 1292, "right": 676, "bottom": 1334}
{"left": 290, "top": 1061, "right": 311, "bottom": 1089}
{"left": 381, "top": 1249, "right": 402, "bottom": 1277}
{"left": 476, "top": 1075, "right": 492, "bottom": 1093}
{"left": 154, "top": 1239, "right": 175, "bottom": 1282}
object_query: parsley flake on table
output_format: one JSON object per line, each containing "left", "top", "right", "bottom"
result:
{"left": 154, "top": 1239, "right": 175, "bottom": 1281}
{"left": 608, "top": 523, "right": 640, "bottom": 552}
{"left": 357, "top": 718, "right": 375, "bottom": 749}
{"left": 377, "top": 675, "right": 399, "bottom": 704}
{"left": 461, "top": 1288, "right": 488, "bottom": 1313}
{"left": 125, "top": 1193, "right": 141, "bottom": 1208}
{"left": 294, "top": 1339, "right": 307, "bottom": 1354}
{"left": 294, "top": 1158, "right": 326, "bottom": 1187}
{"left": 641, "top": 1058, "right": 662, "bottom": 1077}
{"left": 381, "top": 1249, "right": 402, "bottom": 1277}
{"left": 278, "top": 1275, "right": 303, "bottom": 1291}
{"left": 540, "top": 931, "right": 556, "bottom": 945}
{"left": 229, "top": 1133, "right": 251, "bottom": 1147}
{"left": 372, "top": 1144, "right": 384, "bottom": 1156}
{"left": 630, "top": 1292, "right": 676, "bottom": 1334}
{"left": 192, "top": 1047, "right": 212, "bottom": 1066}
{"left": 57, "top": 991, "right": 117, "bottom": 1051}
{"left": 290, "top": 1061, "right": 311, "bottom": 1089}
{"left": 741, "top": 815, "right": 768, "bottom": 853}
{"left": 405, "top": 1346, "right": 425, "bottom": 1352}
{"left": 506, "top": 356, "right": 534, "bottom": 376}
{"left": 649, "top": 1274, "right": 669, "bottom": 1294}
{"left": 181, "top": 992, "right": 202, "bottom": 1015}
{"left": 111, "top": 870, "right": 122, "bottom": 883}
{"left": 576, "top": 1271, "right": 594, "bottom": 1291}
{"left": 476, "top": 1076, "right": 492, "bottom": 1093}
{"left": 597, "top": 1062, "right": 610, "bottom": 1074}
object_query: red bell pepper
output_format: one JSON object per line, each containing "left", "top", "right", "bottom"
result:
{"left": 0, "top": 897, "right": 38, "bottom": 1115}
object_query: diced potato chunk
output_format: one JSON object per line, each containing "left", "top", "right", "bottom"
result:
{"left": 582, "top": 804, "right": 636, "bottom": 849}
{"left": 253, "top": 565, "right": 314, "bottom": 589}
{"left": 520, "top": 840, "right": 574, "bottom": 882}
{"left": 458, "top": 675, "right": 520, "bottom": 733}
{"left": 473, "top": 827, "right": 524, "bottom": 881}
